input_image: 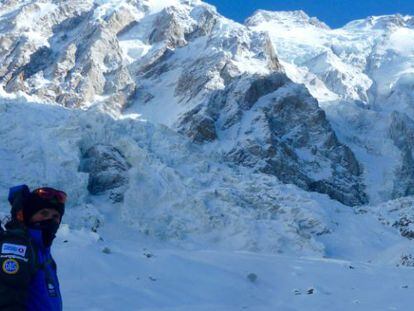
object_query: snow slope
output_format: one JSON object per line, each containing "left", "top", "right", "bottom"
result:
{"left": 56, "top": 227, "right": 414, "bottom": 311}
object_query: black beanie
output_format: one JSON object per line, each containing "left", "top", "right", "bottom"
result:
{"left": 23, "top": 193, "right": 65, "bottom": 224}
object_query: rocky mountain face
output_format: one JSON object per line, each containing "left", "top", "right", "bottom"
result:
{"left": 0, "top": 0, "right": 375, "bottom": 207}
{"left": 179, "top": 73, "right": 366, "bottom": 206}
{"left": 0, "top": 0, "right": 136, "bottom": 108}
{"left": 247, "top": 10, "right": 414, "bottom": 204}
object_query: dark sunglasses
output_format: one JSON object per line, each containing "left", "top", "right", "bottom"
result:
{"left": 32, "top": 187, "right": 67, "bottom": 204}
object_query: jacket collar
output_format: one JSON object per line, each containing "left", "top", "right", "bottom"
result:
{"left": 28, "top": 228, "right": 49, "bottom": 251}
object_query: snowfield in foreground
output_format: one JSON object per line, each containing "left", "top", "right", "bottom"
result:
{"left": 55, "top": 224, "right": 414, "bottom": 311}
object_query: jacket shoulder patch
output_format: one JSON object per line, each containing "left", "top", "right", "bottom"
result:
{"left": 2, "top": 258, "right": 20, "bottom": 274}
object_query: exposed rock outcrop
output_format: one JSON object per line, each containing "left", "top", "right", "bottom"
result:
{"left": 178, "top": 72, "right": 367, "bottom": 206}
{"left": 389, "top": 111, "right": 414, "bottom": 198}
{"left": 79, "top": 144, "right": 131, "bottom": 203}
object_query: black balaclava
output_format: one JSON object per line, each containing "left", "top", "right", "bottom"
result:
{"left": 28, "top": 219, "right": 60, "bottom": 247}
{"left": 25, "top": 193, "right": 65, "bottom": 247}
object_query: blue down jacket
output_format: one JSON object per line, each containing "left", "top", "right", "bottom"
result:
{"left": 0, "top": 226, "right": 62, "bottom": 311}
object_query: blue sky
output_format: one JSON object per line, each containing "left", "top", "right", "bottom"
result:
{"left": 203, "top": 0, "right": 414, "bottom": 28}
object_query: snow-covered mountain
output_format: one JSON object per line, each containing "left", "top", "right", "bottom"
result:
{"left": 1, "top": 1, "right": 414, "bottom": 309}
{"left": 0, "top": 0, "right": 370, "bottom": 206}
{"left": 247, "top": 10, "right": 414, "bottom": 203}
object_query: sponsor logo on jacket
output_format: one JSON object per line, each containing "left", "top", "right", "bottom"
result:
{"left": 1, "top": 243, "right": 27, "bottom": 257}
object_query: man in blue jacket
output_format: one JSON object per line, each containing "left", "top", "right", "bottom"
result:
{"left": 0, "top": 185, "right": 66, "bottom": 311}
